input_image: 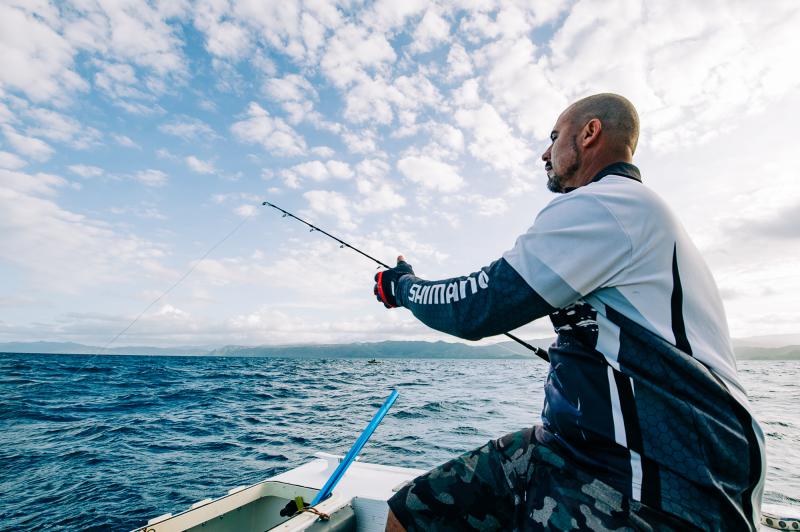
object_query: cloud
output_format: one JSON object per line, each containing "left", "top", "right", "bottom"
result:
{"left": 0, "top": 168, "right": 167, "bottom": 293}
{"left": 134, "top": 169, "right": 168, "bottom": 187}
{"left": 109, "top": 202, "right": 166, "bottom": 220}
{"left": 264, "top": 74, "right": 317, "bottom": 102}
{"left": 342, "top": 72, "right": 442, "bottom": 125}
{"left": 0, "top": 150, "right": 26, "bottom": 170}
{"left": 291, "top": 160, "right": 328, "bottom": 181}
{"left": 454, "top": 103, "right": 534, "bottom": 179}
{"left": 341, "top": 129, "right": 379, "bottom": 155}
{"left": 64, "top": 0, "right": 188, "bottom": 77}
{"left": 185, "top": 155, "right": 216, "bottom": 174}
{"left": 263, "top": 74, "right": 320, "bottom": 124}
{"left": 446, "top": 42, "right": 473, "bottom": 80}
{"left": 320, "top": 23, "right": 396, "bottom": 88}
{"left": 26, "top": 107, "right": 101, "bottom": 149}
{"left": 287, "top": 160, "right": 354, "bottom": 184}
{"left": 2, "top": 125, "right": 54, "bottom": 161}
{"left": 475, "top": 36, "right": 566, "bottom": 140}
{"left": 449, "top": 194, "right": 508, "bottom": 217}
{"left": 410, "top": 9, "right": 451, "bottom": 54}
{"left": 312, "top": 146, "right": 335, "bottom": 158}
{"left": 159, "top": 117, "right": 217, "bottom": 140}
{"left": 452, "top": 78, "right": 482, "bottom": 108}
{"left": 112, "top": 134, "right": 139, "bottom": 148}
{"left": 0, "top": 3, "right": 88, "bottom": 104}
{"left": 546, "top": 0, "right": 800, "bottom": 152}
{"left": 234, "top": 204, "right": 257, "bottom": 218}
{"left": 397, "top": 155, "right": 464, "bottom": 192}
{"left": 193, "top": 1, "right": 252, "bottom": 59}
{"left": 735, "top": 203, "right": 800, "bottom": 240}
{"left": 354, "top": 178, "right": 406, "bottom": 214}
{"left": 93, "top": 61, "right": 147, "bottom": 101}
{"left": 231, "top": 102, "right": 307, "bottom": 157}
{"left": 304, "top": 189, "right": 356, "bottom": 229}
{"left": 68, "top": 164, "right": 103, "bottom": 178}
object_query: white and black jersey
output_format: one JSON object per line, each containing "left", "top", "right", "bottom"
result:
{"left": 396, "top": 163, "right": 765, "bottom": 531}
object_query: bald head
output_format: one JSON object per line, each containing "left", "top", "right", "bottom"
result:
{"left": 542, "top": 93, "right": 641, "bottom": 192}
{"left": 564, "top": 93, "right": 640, "bottom": 155}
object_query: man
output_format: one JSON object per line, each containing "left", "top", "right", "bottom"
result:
{"left": 373, "top": 94, "right": 765, "bottom": 531}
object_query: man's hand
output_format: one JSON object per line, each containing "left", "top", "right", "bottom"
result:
{"left": 374, "top": 255, "right": 415, "bottom": 308}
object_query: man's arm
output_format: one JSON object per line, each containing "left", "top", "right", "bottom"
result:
{"left": 395, "top": 257, "right": 554, "bottom": 341}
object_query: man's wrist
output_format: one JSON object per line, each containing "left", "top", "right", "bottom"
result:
{"left": 395, "top": 274, "right": 412, "bottom": 307}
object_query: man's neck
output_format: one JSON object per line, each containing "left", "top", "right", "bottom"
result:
{"left": 566, "top": 151, "right": 633, "bottom": 190}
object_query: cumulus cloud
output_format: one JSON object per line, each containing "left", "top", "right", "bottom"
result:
{"left": 410, "top": 9, "right": 451, "bottom": 54}
{"left": 26, "top": 107, "right": 101, "bottom": 149}
{"left": 286, "top": 160, "right": 354, "bottom": 185}
{"left": 320, "top": 23, "right": 396, "bottom": 88}
{"left": 0, "top": 3, "right": 88, "bottom": 104}
{"left": 547, "top": 0, "right": 800, "bottom": 152}
{"left": 397, "top": 155, "right": 464, "bottom": 192}
{"left": 112, "top": 134, "right": 139, "bottom": 148}
{"left": 68, "top": 164, "right": 103, "bottom": 178}
{"left": 193, "top": 1, "right": 252, "bottom": 59}
{"left": 134, "top": 169, "right": 168, "bottom": 187}
{"left": 455, "top": 103, "right": 534, "bottom": 178}
{"left": 446, "top": 42, "right": 473, "bottom": 80}
{"left": 0, "top": 168, "right": 167, "bottom": 293}
{"left": 0, "top": 150, "right": 26, "bottom": 170}
{"left": 159, "top": 117, "right": 217, "bottom": 140}
{"left": 304, "top": 189, "right": 356, "bottom": 229}
{"left": 2, "top": 125, "right": 54, "bottom": 161}
{"left": 341, "top": 129, "right": 379, "bottom": 155}
{"left": 185, "top": 155, "right": 216, "bottom": 174}
{"left": 265, "top": 74, "right": 317, "bottom": 102}
{"left": 234, "top": 204, "right": 257, "bottom": 218}
{"left": 231, "top": 102, "right": 307, "bottom": 156}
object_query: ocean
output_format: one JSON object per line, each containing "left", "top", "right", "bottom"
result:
{"left": 1, "top": 354, "right": 797, "bottom": 531}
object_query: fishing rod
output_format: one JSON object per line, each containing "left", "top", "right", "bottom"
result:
{"left": 262, "top": 200, "right": 550, "bottom": 363}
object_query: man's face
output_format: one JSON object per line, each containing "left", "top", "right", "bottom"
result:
{"left": 541, "top": 111, "right": 581, "bottom": 193}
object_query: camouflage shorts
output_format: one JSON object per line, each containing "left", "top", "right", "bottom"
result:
{"left": 388, "top": 426, "right": 694, "bottom": 531}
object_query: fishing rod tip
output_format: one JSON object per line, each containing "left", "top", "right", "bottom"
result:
{"left": 261, "top": 201, "right": 267, "bottom": 206}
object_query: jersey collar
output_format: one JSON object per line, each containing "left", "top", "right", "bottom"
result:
{"left": 562, "top": 162, "right": 642, "bottom": 193}
{"left": 590, "top": 161, "right": 641, "bottom": 183}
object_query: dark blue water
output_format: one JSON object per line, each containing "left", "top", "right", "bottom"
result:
{"left": 1, "top": 354, "right": 797, "bottom": 531}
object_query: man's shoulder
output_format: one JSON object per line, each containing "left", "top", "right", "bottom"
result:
{"left": 573, "top": 176, "right": 673, "bottom": 222}
{"left": 539, "top": 176, "right": 665, "bottom": 220}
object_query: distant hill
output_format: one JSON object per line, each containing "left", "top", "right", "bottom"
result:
{"left": 731, "top": 345, "right": 800, "bottom": 361}
{"left": 1, "top": 338, "right": 798, "bottom": 360}
{"left": 208, "top": 339, "right": 554, "bottom": 359}
{"left": 733, "top": 333, "right": 800, "bottom": 348}
{"left": 0, "top": 341, "right": 209, "bottom": 356}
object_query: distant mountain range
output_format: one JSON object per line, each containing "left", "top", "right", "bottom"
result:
{"left": 1, "top": 337, "right": 799, "bottom": 360}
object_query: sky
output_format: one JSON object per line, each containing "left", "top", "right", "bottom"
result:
{"left": 1, "top": 0, "right": 799, "bottom": 348}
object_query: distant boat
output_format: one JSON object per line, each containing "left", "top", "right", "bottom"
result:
{"left": 367, "top": 359, "right": 379, "bottom": 364}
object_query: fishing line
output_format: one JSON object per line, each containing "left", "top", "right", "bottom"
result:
{"left": 262, "top": 201, "right": 550, "bottom": 363}
{"left": 98, "top": 211, "right": 255, "bottom": 354}
{"left": 66, "top": 208, "right": 257, "bottom": 377}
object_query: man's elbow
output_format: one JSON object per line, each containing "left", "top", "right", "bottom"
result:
{"left": 453, "top": 323, "right": 487, "bottom": 342}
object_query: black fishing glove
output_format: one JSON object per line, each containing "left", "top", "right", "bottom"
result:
{"left": 374, "top": 256, "right": 414, "bottom": 308}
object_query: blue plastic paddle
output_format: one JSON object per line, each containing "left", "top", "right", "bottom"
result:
{"left": 310, "top": 389, "right": 399, "bottom": 506}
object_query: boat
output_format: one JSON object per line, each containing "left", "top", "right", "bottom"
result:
{"left": 132, "top": 451, "right": 798, "bottom": 531}
{"left": 132, "top": 452, "right": 424, "bottom": 531}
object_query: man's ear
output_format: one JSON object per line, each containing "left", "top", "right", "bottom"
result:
{"left": 581, "top": 118, "right": 602, "bottom": 147}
